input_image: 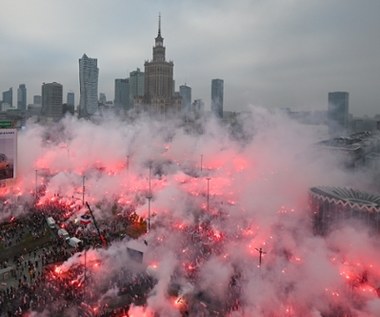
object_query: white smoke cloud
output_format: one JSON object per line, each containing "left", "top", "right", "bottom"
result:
{"left": 2, "top": 107, "right": 379, "bottom": 316}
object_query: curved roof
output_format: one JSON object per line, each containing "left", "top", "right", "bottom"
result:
{"left": 310, "top": 186, "right": 380, "bottom": 212}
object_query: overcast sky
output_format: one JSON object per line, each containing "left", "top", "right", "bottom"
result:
{"left": 1, "top": 0, "right": 379, "bottom": 116}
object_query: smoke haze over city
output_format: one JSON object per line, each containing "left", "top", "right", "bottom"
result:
{"left": 1, "top": 1, "right": 380, "bottom": 316}
{"left": 0, "top": 110, "right": 379, "bottom": 316}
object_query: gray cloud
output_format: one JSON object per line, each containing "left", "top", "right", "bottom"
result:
{"left": 0, "top": 0, "right": 379, "bottom": 115}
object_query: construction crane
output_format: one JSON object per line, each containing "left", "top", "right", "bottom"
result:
{"left": 86, "top": 202, "right": 107, "bottom": 247}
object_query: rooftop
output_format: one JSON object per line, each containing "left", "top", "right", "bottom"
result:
{"left": 310, "top": 186, "right": 380, "bottom": 212}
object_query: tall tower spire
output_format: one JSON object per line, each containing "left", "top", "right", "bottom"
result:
{"left": 158, "top": 12, "right": 161, "bottom": 37}
{"left": 155, "top": 13, "right": 164, "bottom": 48}
{"left": 143, "top": 14, "right": 181, "bottom": 114}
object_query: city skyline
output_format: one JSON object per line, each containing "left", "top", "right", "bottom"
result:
{"left": 1, "top": 0, "right": 380, "bottom": 116}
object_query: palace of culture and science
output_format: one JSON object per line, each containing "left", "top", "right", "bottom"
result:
{"left": 137, "top": 15, "right": 181, "bottom": 114}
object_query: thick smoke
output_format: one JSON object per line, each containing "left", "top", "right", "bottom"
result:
{"left": 2, "top": 107, "right": 380, "bottom": 316}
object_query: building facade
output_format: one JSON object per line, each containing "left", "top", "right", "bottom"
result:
{"left": 2, "top": 88, "right": 13, "bottom": 108}
{"left": 179, "top": 84, "right": 192, "bottom": 113}
{"left": 79, "top": 54, "right": 99, "bottom": 117}
{"left": 41, "top": 82, "right": 63, "bottom": 121}
{"left": 67, "top": 92, "right": 75, "bottom": 107}
{"left": 114, "top": 78, "right": 130, "bottom": 112}
{"left": 310, "top": 186, "right": 380, "bottom": 235}
{"left": 17, "top": 84, "right": 27, "bottom": 111}
{"left": 328, "top": 91, "right": 349, "bottom": 136}
{"left": 143, "top": 16, "right": 180, "bottom": 114}
{"left": 99, "top": 93, "right": 107, "bottom": 105}
{"left": 129, "top": 68, "right": 144, "bottom": 107}
{"left": 33, "top": 95, "right": 42, "bottom": 105}
{"left": 211, "top": 79, "right": 224, "bottom": 118}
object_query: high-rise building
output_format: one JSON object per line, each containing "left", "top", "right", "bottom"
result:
{"left": 129, "top": 68, "right": 144, "bottom": 106}
{"left": 33, "top": 95, "right": 42, "bottom": 105}
{"left": 179, "top": 84, "right": 192, "bottom": 113}
{"left": 328, "top": 91, "right": 349, "bottom": 136}
{"left": 114, "top": 78, "right": 130, "bottom": 111}
{"left": 67, "top": 92, "right": 75, "bottom": 107}
{"left": 17, "top": 84, "right": 27, "bottom": 111}
{"left": 2, "top": 88, "right": 13, "bottom": 108}
{"left": 41, "top": 82, "right": 63, "bottom": 121}
{"left": 143, "top": 15, "right": 180, "bottom": 113}
{"left": 211, "top": 79, "right": 224, "bottom": 118}
{"left": 99, "top": 93, "right": 107, "bottom": 105}
{"left": 79, "top": 54, "right": 99, "bottom": 117}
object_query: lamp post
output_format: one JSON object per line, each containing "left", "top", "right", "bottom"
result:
{"left": 147, "top": 163, "right": 152, "bottom": 232}
{"left": 255, "top": 247, "right": 266, "bottom": 267}
{"left": 200, "top": 154, "right": 203, "bottom": 173}
{"left": 206, "top": 177, "right": 211, "bottom": 212}
{"left": 147, "top": 195, "right": 152, "bottom": 232}
{"left": 35, "top": 169, "right": 38, "bottom": 199}
{"left": 82, "top": 175, "right": 85, "bottom": 206}
{"left": 83, "top": 248, "right": 87, "bottom": 298}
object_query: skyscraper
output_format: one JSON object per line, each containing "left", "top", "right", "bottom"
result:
{"left": 211, "top": 79, "right": 224, "bottom": 118}
{"left": 129, "top": 68, "right": 144, "bottom": 106}
{"left": 79, "top": 54, "right": 99, "bottom": 117}
{"left": 2, "top": 88, "right": 13, "bottom": 107}
{"left": 328, "top": 91, "right": 349, "bottom": 136}
{"left": 17, "top": 84, "right": 27, "bottom": 111}
{"left": 179, "top": 84, "right": 192, "bottom": 113}
{"left": 41, "top": 82, "right": 63, "bottom": 121}
{"left": 143, "top": 15, "right": 180, "bottom": 113}
{"left": 114, "top": 78, "right": 130, "bottom": 112}
{"left": 67, "top": 92, "right": 75, "bottom": 107}
{"left": 33, "top": 95, "right": 42, "bottom": 105}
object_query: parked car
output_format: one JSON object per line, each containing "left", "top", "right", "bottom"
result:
{"left": 67, "top": 237, "right": 83, "bottom": 248}
{"left": 0, "top": 153, "right": 12, "bottom": 178}
{"left": 57, "top": 228, "right": 70, "bottom": 241}
{"left": 0, "top": 153, "right": 10, "bottom": 171}
{"left": 46, "top": 217, "right": 56, "bottom": 229}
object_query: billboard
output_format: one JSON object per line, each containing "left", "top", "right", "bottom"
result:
{"left": 0, "top": 129, "right": 17, "bottom": 180}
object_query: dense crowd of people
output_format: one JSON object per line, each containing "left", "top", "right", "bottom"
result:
{"left": 0, "top": 211, "right": 47, "bottom": 252}
{"left": 0, "top": 196, "right": 151, "bottom": 316}
{"left": 0, "top": 190, "right": 250, "bottom": 317}
{"left": 0, "top": 248, "right": 157, "bottom": 316}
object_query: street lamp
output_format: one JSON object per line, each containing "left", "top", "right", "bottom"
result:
{"left": 206, "top": 177, "right": 211, "bottom": 212}
{"left": 82, "top": 175, "right": 85, "bottom": 206}
{"left": 147, "top": 163, "right": 152, "bottom": 232}
{"left": 83, "top": 248, "right": 87, "bottom": 299}
{"left": 255, "top": 247, "right": 266, "bottom": 267}
{"left": 200, "top": 154, "right": 203, "bottom": 173}
{"left": 35, "top": 169, "right": 38, "bottom": 199}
